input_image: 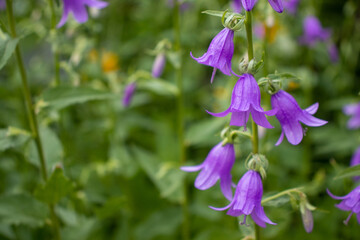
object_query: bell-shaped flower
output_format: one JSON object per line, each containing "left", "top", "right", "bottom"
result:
{"left": 242, "top": 0, "right": 283, "bottom": 13}
{"left": 152, "top": 53, "right": 166, "bottom": 78}
{"left": 181, "top": 142, "right": 235, "bottom": 200}
{"left": 211, "top": 170, "right": 276, "bottom": 227}
{"left": 58, "top": 0, "right": 108, "bottom": 28}
{"left": 350, "top": 146, "right": 360, "bottom": 182}
{"left": 207, "top": 73, "right": 276, "bottom": 130}
{"left": 343, "top": 102, "right": 360, "bottom": 129}
{"left": 327, "top": 186, "right": 360, "bottom": 225}
{"left": 190, "top": 28, "right": 234, "bottom": 83}
{"left": 299, "top": 16, "right": 331, "bottom": 47}
{"left": 122, "top": 82, "right": 136, "bottom": 107}
{"left": 271, "top": 90, "right": 327, "bottom": 145}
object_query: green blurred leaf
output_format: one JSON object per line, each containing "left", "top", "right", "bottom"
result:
{"left": 0, "top": 127, "right": 31, "bottom": 152}
{"left": 262, "top": 196, "right": 290, "bottom": 207}
{"left": 61, "top": 216, "right": 97, "bottom": 240}
{"left": 34, "top": 167, "right": 74, "bottom": 204}
{"left": 95, "top": 196, "right": 126, "bottom": 219}
{"left": 0, "top": 31, "right": 19, "bottom": 70}
{"left": 334, "top": 165, "right": 360, "bottom": 180}
{"left": 0, "top": 194, "right": 49, "bottom": 227}
{"left": 39, "top": 86, "right": 117, "bottom": 111}
{"left": 139, "top": 78, "right": 178, "bottom": 96}
{"left": 26, "top": 127, "right": 63, "bottom": 173}
{"left": 134, "top": 208, "right": 182, "bottom": 240}
{"left": 201, "top": 10, "right": 242, "bottom": 18}
{"left": 132, "top": 146, "right": 185, "bottom": 203}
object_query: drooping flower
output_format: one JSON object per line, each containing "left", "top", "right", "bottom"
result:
{"left": 122, "top": 82, "right": 136, "bottom": 107}
{"left": 0, "top": 0, "right": 5, "bottom": 10}
{"left": 207, "top": 73, "right": 276, "bottom": 130}
{"left": 181, "top": 142, "right": 235, "bottom": 201}
{"left": 152, "top": 53, "right": 166, "bottom": 78}
{"left": 190, "top": 28, "right": 234, "bottom": 83}
{"left": 350, "top": 146, "right": 360, "bottom": 182}
{"left": 242, "top": 0, "right": 283, "bottom": 13}
{"left": 232, "top": 0, "right": 242, "bottom": 13}
{"left": 211, "top": 170, "right": 276, "bottom": 227}
{"left": 299, "top": 16, "right": 331, "bottom": 47}
{"left": 327, "top": 186, "right": 360, "bottom": 225}
{"left": 58, "top": 0, "right": 108, "bottom": 28}
{"left": 343, "top": 102, "right": 360, "bottom": 129}
{"left": 283, "top": 0, "right": 300, "bottom": 15}
{"left": 271, "top": 90, "right": 327, "bottom": 145}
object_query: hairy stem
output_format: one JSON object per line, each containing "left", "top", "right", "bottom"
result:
{"left": 174, "top": 1, "right": 189, "bottom": 240}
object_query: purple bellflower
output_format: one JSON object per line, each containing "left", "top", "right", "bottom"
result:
{"left": 211, "top": 170, "right": 276, "bottom": 227}
{"left": 122, "top": 82, "right": 136, "bottom": 107}
{"left": 283, "top": 0, "right": 299, "bottom": 15}
{"left": 207, "top": 73, "right": 276, "bottom": 130}
{"left": 299, "top": 16, "right": 331, "bottom": 47}
{"left": 343, "top": 102, "right": 360, "bottom": 129}
{"left": 232, "top": 0, "right": 242, "bottom": 13}
{"left": 0, "top": 0, "right": 5, "bottom": 10}
{"left": 242, "top": 0, "right": 283, "bottom": 13}
{"left": 190, "top": 28, "right": 234, "bottom": 83}
{"left": 58, "top": 0, "right": 108, "bottom": 28}
{"left": 152, "top": 53, "right": 166, "bottom": 78}
{"left": 271, "top": 90, "right": 327, "bottom": 145}
{"left": 350, "top": 147, "right": 360, "bottom": 182}
{"left": 327, "top": 186, "right": 360, "bottom": 225}
{"left": 181, "top": 142, "right": 235, "bottom": 201}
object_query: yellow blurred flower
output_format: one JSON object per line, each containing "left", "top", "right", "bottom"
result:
{"left": 101, "top": 51, "right": 119, "bottom": 73}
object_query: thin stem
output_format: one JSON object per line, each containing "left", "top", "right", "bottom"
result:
{"left": 245, "top": 10, "right": 261, "bottom": 239}
{"left": 6, "top": 0, "right": 48, "bottom": 181}
{"left": 174, "top": 1, "right": 189, "bottom": 240}
{"left": 47, "top": 0, "right": 61, "bottom": 85}
{"left": 6, "top": 1, "right": 61, "bottom": 239}
{"left": 261, "top": 188, "right": 303, "bottom": 204}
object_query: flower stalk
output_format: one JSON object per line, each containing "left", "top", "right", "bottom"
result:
{"left": 6, "top": 1, "right": 61, "bottom": 239}
{"left": 174, "top": 1, "right": 189, "bottom": 240}
{"left": 47, "top": 0, "right": 61, "bottom": 85}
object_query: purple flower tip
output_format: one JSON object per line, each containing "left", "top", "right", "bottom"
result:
{"left": 299, "top": 16, "right": 331, "bottom": 47}
{"left": 152, "top": 53, "right": 166, "bottom": 78}
{"left": 207, "top": 73, "right": 276, "bottom": 130}
{"left": 0, "top": 0, "right": 6, "bottom": 10}
{"left": 343, "top": 102, "right": 360, "bottom": 129}
{"left": 57, "top": 0, "right": 108, "bottom": 28}
{"left": 241, "top": 0, "right": 283, "bottom": 13}
{"left": 350, "top": 146, "right": 360, "bottom": 182}
{"left": 271, "top": 90, "right": 327, "bottom": 146}
{"left": 211, "top": 170, "right": 276, "bottom": 228}
{"left": 190, "top": 28, "right": 234, "bottom": 83}
{"left": 327, "top": 186, "right": 360, "bottom": 225}
{"left": 181, "top": 142, "right": 235, "bottom": 201}
{"left": 122, "top": 82, "right": 136, "bottom": 107}
{"left": 284, "top": 0, "right": 300, "bottom": 15}
{"left": 232, "top": 0, "right": 242, "bottom": 13}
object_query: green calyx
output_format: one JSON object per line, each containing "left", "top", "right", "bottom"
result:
{"left": 246, "top": 153, "right": 269, "bottom": 179}
{"left": 221, "top": 10, "right": 245, "bottom": 31}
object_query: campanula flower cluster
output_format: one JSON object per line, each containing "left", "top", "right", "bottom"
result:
{"left": 182, "top": 3, "right": 327, "bottom": 229}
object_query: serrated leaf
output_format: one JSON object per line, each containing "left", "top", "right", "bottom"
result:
{"left": 0, "top": 194, "right": 49, "bottom": 227}
{"left": 132, "top": 146, "right": 184, "bottom": 203}
{"left": 27, "top": 127, "right": 63, "bottom": 173}
{"left": 334, "top": 165, "right": 360, "bottom": 180}
{"left": 34, "top": 167, "right": 74, "bottom": 204}
{"left": 0, "top": 31, "right": 19, "bottom": 70}
{"left": 0, "top": 127, "right": 31, "bottom": 152}
{"left": 39, "top": 86, "right": 117, "bottom": 111}
{"left": 138, "top": 78, "right": 178, "bottom": 96}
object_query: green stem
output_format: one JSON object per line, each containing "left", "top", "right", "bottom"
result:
{"left": 6, "top": 1, "right": 61, "bottom": 239}
{"left": 245, "top": 10, "right": 261, "bottom": 239}
{"left": 261, "top": 188, "right": 303, "bottom": 204}
{"left": 174, "top": 1, "right": 189, "bottom": 240}
{"left": 47, "top": 0, "right": 61, "bottom": 85}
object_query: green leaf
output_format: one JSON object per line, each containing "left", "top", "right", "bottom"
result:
{"left": 0, "top": 31, "right": 19, "bottom": 70}
{"left": 138, "top": 78, "right": 178, "bottom": 97}
{"left": 0, "top": 194, "right": 49, "bottom": 227}
{"left": 0, "top": 127, "right": 31, "bottom": 152}
{"left": 132, "top": 146, "right": 185, "bottom": 203}
{"left": 262, "top": 196, "right": 290, "bottom": 207}
{"left": 34, "top": 167, "right": 74, "bottom": 205}
{"left": 334, "top": 165, "right": 360, "bottom": 180}
{"left": 38, "top": 86, "right": 117, "bottom": 111}
{"left": 26, "top": 127, "right": 63, "bottom": 173}
{"left": 95, "top": 197, "right": 126, "bottom": 219}
{"left": 201, "top": 10, "right": 242, "bottom": 18}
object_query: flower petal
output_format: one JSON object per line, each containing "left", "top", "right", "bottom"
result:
{"left": 275, "top": 131, "right": 285, "bottom": 146}
{"left": 180, "top": 165, "right": 203, "bottom": 172}
{"left": 251, "top": 107, "right": 274, "bottom": 129}
{"left": 298, "top": 111, "right": 328, "bottom": 127}
{"left": 327, "top": 189, "right": 347, "bottom": 200}
{"left": 220, "top": 173, "right": 233, "bottom": 201}
{"left": 304, "top": 103, "right": 319, "bottom": 115}
{"left": 268, "top": 0, "right": 283, "bottom": 13}
{"left": 84, "top": 0, "right": 109, "bottom": 8}
{"left": 194, "top": 168, "right": 219, "bottom": 190}
{"left": 282, "top": 120, "right": 303, "bottom": 145}
{"left": 230, "top": 111, "right": 250, "bottom": 127}
{"left": 251, "top": 205, "right": 276, "bottom": 228}
{"left": 206, "top": 108, "right": 231, "bottom": 118}
{"left": 209, "top": 202, "right": 233, "bottom": 211}
{"left": 241, "top": 0, "right": 256, "bottom": 11}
